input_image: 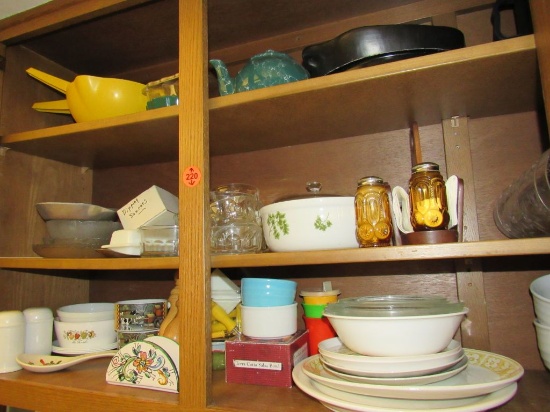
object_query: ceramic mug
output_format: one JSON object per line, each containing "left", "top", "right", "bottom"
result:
{"left": 115, "top": 299, "right": 168, "bottom": 331}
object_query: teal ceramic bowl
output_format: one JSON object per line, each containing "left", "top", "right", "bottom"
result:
{"left": 241, "top": 278, "right": 297, "bottom": 307}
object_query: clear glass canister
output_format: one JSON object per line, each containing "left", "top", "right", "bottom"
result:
{"left": 355, "top": 176, "right": 392, "bottom": 247}
{"left": 409, "top": 162, "right": 449, "bottom": 231}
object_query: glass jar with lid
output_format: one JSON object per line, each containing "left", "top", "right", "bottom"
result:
{"left": 409, "top": 162, "right": 449, "bottom": 231}
{"left": 354, "top": 176, "right": 392, "bottom": 247}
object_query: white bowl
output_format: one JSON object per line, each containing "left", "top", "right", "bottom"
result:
{"left": 530, "top": 274, "right": 550, "bottom": 325}
{"left": 533, "top": 319, "right": 550, "bottom": 369}
{"left": 240, "top": 303, "right": 297, "bottom": 339}
{"left": 54, "top": 318, "right": 116, "bottom": 348}
{"left": 324, "top": 308, "right": 468, "bottom": 357}
{"left": 57, "top": 303, "right": 115, "bottom": 322}
{"left": 260, "top": 196, "right": 358, "bottom": 252}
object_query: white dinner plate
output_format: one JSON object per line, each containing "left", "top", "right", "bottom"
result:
{"left": 319, "top": 338, "right": 463, "bottom": 378}
{"left": 52, "top": 340, "right": 117, "bottom": 355}
{"left": 322, "top": 355, "right": 468, "bottom": 386}
{"left": 301, "top": 349, "right": 523, "bottom": 400}
{"left": 293, "top": 361, "right": 518, "bottom": 412}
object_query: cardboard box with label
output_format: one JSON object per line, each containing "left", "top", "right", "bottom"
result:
{"left": 225, "top": 330, "right": 309, "bottom": 388}
{"left": 117, "top": 185, "right": 179, "bottom": 229}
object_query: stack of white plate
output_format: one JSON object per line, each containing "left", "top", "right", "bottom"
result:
{"left": 292, "top": 337, "right": 524, "bottom": 412}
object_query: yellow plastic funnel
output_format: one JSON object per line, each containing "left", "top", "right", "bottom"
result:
{"left": 32, "top": 99, "right": 71, "bottom": 114}
{"left": 27, "top": 68, "right": 148, "bottom": 122}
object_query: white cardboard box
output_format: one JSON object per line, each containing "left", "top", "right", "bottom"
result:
{"left": 117, "top": 185, "right": 179, "bottom": 229}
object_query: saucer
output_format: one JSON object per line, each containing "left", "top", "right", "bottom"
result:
{"left": 52, "top": 340, "right": 118, "bottom": 355}
{"left": 322, "top": 355, "right": 468, "bottom": 386}
{"left": 318, "top": 338, "right": 463, "bottom": 378}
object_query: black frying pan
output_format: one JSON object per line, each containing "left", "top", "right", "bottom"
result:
{"left": 302, "top": 25, "right": 465, "bottom": 77}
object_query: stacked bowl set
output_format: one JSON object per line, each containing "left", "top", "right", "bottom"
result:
{"left": 240, "top": 278, "right": 297, "bottom": 339}
{"left": 53, "top": 303, "right": 117, "bottom": 354}
{"left": 530, "top": 274, "right": 550, "bottom": 369}
{"left": 292, "top": 295, "right": 525, "bottom": 411}
{"left": 33, "top": 202, "right": 121, "bottom": 258}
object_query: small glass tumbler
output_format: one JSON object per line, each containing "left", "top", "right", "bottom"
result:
{"left": 494, "top": 149, "right": 550, "bottom": 238}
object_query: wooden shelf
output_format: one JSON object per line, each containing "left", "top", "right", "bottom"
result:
{"left": 213, "top": 237, "right": 550, "bottom": 268}
{"left": 4, "top": 365, "right": 547, "bottom": 412}
{"left": 1, "top": 35, "right": 537, "bottom": 168}
{"left": 0, "top": 257, "right": 179, "bottom": 270}
{"left": 1, "top": 238, "right": 548, "bottom": 271}
{"left": 0, "top": 359, "right": 180, "bottom": 412}
{"left": 209, "top": 35, "right": 537, "bottom": 156}
{"left": 0, "top": 106, "right": 179, "bottom": 169}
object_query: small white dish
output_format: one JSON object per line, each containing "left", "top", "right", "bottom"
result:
{"left": 52, "top": 340, "right": 117, "bottom": 355}
{"left": 322, "top": 355, "right": 468, "bottom": 386}
{"left": 301, "top": 349, "right": 524, "bottom": 400}
{"left": 17, "top": 351, "right": 116, "bottom": 373}
{"left": 100, "top": 244, "right": 141, "bottom": 256}
{"left": 318, "top": 337, "right": 463, "bottom": 378}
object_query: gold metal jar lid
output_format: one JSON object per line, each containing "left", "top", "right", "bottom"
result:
{"left": 412, "top": 162, "right": 440, "bottom": 173}
{"left": 357, "top": 176, "right": 384, "bottom": 187}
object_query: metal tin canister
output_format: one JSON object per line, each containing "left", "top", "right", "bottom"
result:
{"left": 409, "top": 162, "right": 449, "bottom": 231}
{"left": 354, "top": 176, "right": 392, "bottom": 247}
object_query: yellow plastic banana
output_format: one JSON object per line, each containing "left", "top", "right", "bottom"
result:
{"left": 211, "top": 300, "right": 237, "bottom": 333}
{"left": 211, "top": 320, "right": 228, "bottom": 333}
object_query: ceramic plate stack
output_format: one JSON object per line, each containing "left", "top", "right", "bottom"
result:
{"left": 293, "top": 295, "right": 524, "bottom": 411}
{"left": 293, "top": 347, "right": 523, "bottom": 412}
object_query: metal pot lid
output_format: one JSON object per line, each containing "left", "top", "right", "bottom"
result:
{"left": 302, "top": 25, "right": 465, "bottom": 77}
{"left": 275, "top": 181, "right": 345, "bottom": 201}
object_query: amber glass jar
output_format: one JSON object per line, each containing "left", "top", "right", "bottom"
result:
{"left": 409, "top": 162, "right": 449, "bottom": 231}
{"left": 355, "top": 176, "right": 392, "bottom": 247}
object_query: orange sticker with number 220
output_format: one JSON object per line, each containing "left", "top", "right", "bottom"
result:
{"left": 183, "top": 166, "right": 201, "bottom": 187}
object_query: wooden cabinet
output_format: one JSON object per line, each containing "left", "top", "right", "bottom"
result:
{"left": 0, "top": 0, "right": 549, "bottom": 410}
